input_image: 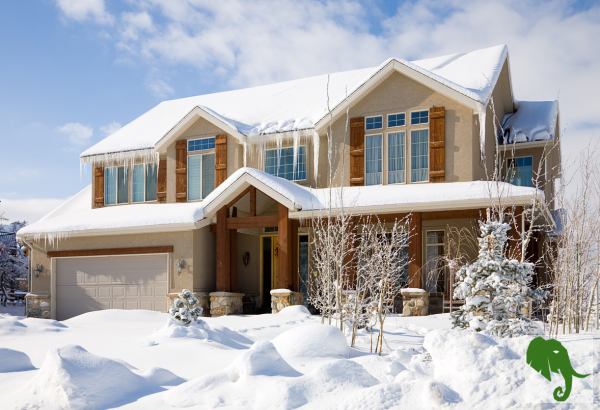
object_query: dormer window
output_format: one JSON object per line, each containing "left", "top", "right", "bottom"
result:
{"left": 265, "top": 146, "right": 306, "bottom": 181}
{"left": 187, "top": 137, "right": 216, "bottom": 201}
{"left": 365, "top": 116, "right": 383, "bottom": 130}
{"left": 104, "top": 166, "right": 129, "bottom": 205}
{"left": 132, "top": 164, "right": 158, "bottom": 203}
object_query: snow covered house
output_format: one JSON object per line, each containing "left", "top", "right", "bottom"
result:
{"left": 17, "top": 44, "right": 560, "bottom": 320}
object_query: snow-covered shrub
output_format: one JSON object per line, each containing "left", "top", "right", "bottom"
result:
{"left": 451, "top": 220, "right": 546, "bottom": 337}
{"left": 169, "top": 289, "right": 203, "bottom": 325}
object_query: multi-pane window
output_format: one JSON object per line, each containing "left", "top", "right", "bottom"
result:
{"left": 388, "top": 132, "right": 406, "bottom": 184}
{"left": 365, "top": 116, "right": 383, "bottom": 130}
{"left": 188, "top": 153, "right": 216, "bottom": 201}
{"left": 388, "top": 113, "right": 405, "bottom": 128}
{"left": 507, "top": 157, "right": 533, "bottom": 187}
{"left": 411, "top": 129, "right": 429, "bottom": 182}
{"left": 365, "top": 134, "right": 383, "bottom": 185}
{"left": 265, "top": 146, "right": 306, "bottom": 181}
{"left": 132, "top": 164, "right": 158, "bottom": 203}
{"left": 411, "top": 110, "right": 429, "bottom": 125}
{"left": 426, "top": 230, "right": 446, "bottom": 293}
{"left": 188, "top": 137, "right": 215, "bottom": 152}
{"left": 104, "top": 166, "right": 129, "bottom": 205}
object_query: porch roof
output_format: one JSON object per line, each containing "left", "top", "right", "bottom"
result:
{"left": 18, "top": 167, "right": 547, "bottom": 241}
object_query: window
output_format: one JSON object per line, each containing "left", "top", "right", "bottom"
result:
{"left": 104, "top": 166, "right": 129, "bottom": 205}
{"left": 425, "top": 230, "right": 446, "bottom": 293}
{"left": 507, "top": 157, "right": 533, "bottom": 187}
{"left": 411, "top": 110, "right": 429, "bottom": 125}
{"left": 411, "top": 129, "right": 429, "bottom": 182}
{"left": 188, "top": 153, "right": 216, "bottom": 201}
{"left": 365, "top": 134, "right": 383, "bottom": 185}
{"left": 388, "top": 132, "right": 406, "bottom": 184}
{"left": 132, "top": 164, "right": 158, "bottom": 203}
{"left": 265, "top": 146, "right": 306, "bottom": 181}
{"left": 188, "top": 137, "right": 215, "bottom": 152}
{"left": 365, "top": 116, "right": 383, "bottom": 130}
{"left": 388, "top": 113, "right": 406, "bottom": 128}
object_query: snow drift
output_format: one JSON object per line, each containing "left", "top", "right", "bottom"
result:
{"left": 271, "top": 324, "right": 350, "bottom": 360}
{"left": 0, "top": 348, "right": 35, "bottom": 373}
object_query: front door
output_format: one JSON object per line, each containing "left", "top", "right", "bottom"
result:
{"left": 261, "top": 235, "right": 279, "bottom": 308}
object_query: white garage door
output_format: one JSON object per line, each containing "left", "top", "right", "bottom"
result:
{"left": 56, "top": 254, "right": 168, "bottom": 320}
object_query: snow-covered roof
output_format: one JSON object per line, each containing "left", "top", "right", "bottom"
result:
{"left": 500, "top": 100, "right": 558, "bottom": 144}
{"left": 81, "top": 45, "right": 509, "bottom": 161}
{"left": 19, "top": 167, "right": 545, "bottom": 240}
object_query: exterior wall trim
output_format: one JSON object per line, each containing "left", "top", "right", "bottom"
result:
{"left": 47, "top": 246, "right": 174, "bottom": 258}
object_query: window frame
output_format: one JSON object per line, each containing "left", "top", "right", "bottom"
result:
{"left": 387, "top": 112, "right": 406, "bottom": 129}
{"left": 187, "top": 152, "right": 216, "bottom": 201}
{"left": 132, "top": 163, "right": 159, "bottom": 203}
{"left": 365, "top": 115, "right": 383, "bottom": 131}
{"left": 104, "top": 166, "right": 130, "bottom": 206}
{"left": 409, "top": 127, "right": 430, "bottom": 184}
{"left": 364, "top": 133, "right": 384, "bottom": 186}
{"left": 410, "top": 109, "right": 429, "bottom": 126}
{"left": 506, "top": 155, "right": 534, "bottom": 188}
{"left": 188, "top": 136, "right": 216, "bottom": 153}
{"left": 386, "top": 130, "right": 407, "bottom": 185}
{"left": 263, "top": 145, "right": 308, "bottom": 182}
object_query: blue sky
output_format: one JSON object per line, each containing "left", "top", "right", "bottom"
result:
{"left": 1, "top": 0, "right": 599, "bottom": 223}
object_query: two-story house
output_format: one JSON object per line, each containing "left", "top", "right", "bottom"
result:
{"left": 18, "top": 44, "right": 560, "bottom": 320}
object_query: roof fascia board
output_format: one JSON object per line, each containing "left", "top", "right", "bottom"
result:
{"left": 155, "top": 106, "right": 246, "bottom": 154}
{"left": 313, "top": 60, "right": 480, "bottom": 134}
{"left": 499, "top": 139, "right": 556, "bottom": 152}
{"left": 18, "top": 222, "right": 199, "bottom": 240}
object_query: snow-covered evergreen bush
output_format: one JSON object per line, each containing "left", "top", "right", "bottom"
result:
{"left": 169, "top": 289, "right": 203, "bottom": 325}
{"left": 451, "top": 220, "right": 547, "bottom": 337}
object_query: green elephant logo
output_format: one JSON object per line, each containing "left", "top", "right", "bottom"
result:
{"left": 526, "top": 337, "right": 590, "bottom": 402}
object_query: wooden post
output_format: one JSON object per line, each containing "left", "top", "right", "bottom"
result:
{"left": 216, "top": 206, "right": 231, "bottom": 292}
{"left": 344, "top": 217, "right": 357, "bottom": 289}
{"left": 291, "top": 220, "right": 299, "bottom": 292}
{"left": 250, "top": 186, "right": 256, "bottom": 217}
{"left": 509, "top": 206, "right": 523, "bottom": 260}
{"left": 230, "top": 207, "right": 238, "bottom": 292}
{"left": 278, "top": 204, "right": 292, "bottom": 289}
{"left": 408, "top": 212, "right": 422, "bottom": 289}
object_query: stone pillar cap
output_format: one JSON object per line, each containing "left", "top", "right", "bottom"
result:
{"left": 400, "top": 288, "right": 428, "bottom": 294}
{"left": 209, "top": 292, "right": 245, "bottom": 296}
{"left": 270, "top": 289, "right": 293, "bottom": 294}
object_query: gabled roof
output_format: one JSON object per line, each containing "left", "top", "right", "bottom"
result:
{"left": 81, "top": 44, "right": 511, "bottom": 162}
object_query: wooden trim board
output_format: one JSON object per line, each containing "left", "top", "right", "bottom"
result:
{"left": 47, "top": 246, "right": 174, "bottom": 258}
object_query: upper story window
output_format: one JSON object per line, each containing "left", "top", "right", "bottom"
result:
{"left": 265, "top": 146, "right": 306, "bottom": 181}
{"left": 105, "top": 166, "right": 129, "bottom": 205}
{"left": 410, "top": 129, "right": 429, "bottom": 182}
{"left": 388, "top": 113, "right": 406, "bottom": 128}
{"left": 411, "top": 110, "right": 429, "bottom": 125}
{"left": 189, "top": 137, "right": 215, "bottom": 152}
{"left": 132, "top": 164, "right": 158, "bottom": 203}
{"left": 507, "top": 157, "right": 533, "bottom": 187}
{"left": 365, "top": 134, "right": 383, "bottom": 185}
{"left": 388, "top": 132, "right": 406, "bottom": 184}
{"left": 188, "top": 153, "right": 215, "bottom": 201}
{"left": 365, "top": 116, "right": 383, "bottom": 131}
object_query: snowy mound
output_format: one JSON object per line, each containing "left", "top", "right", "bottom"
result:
{"left": 12, "top": 345, "right": 182, "bottom": 409}
{"left": 276, "top": 305, "right": 311, "bottom": 316}
{"left": 164, "top": 340, "right": 377, "bottom": 409}
{"left": 272, "top": 324, "right": 349, "bottom": 359}
{"left": 0, "top": 348, "right": 35, "bottom": 372}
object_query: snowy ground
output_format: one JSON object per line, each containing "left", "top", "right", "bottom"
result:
{"left": 0, "top": 308, "right": 597, "bottom": 409}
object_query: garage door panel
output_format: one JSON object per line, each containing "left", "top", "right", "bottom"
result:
{"left": 56, "top": 255, "right": 168, "bottom": 320}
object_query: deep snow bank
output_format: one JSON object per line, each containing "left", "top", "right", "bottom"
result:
{"left": 0, "top": 348, "right": 35, "bottom": 372}
{"left": 272, "top": 324, "right": 349, "bottom": 359}
{"left": 11, "top": 345, "right": 182, "bottom": 409}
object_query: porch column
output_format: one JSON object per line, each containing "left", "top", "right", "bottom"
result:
{"left": 344, "top": 217, "right": 357, "bottom": 289}
{"left": 230, "top": 207, "right": 238, "bottom": 292}
{"left": 291, "top": 220, "right": 299, "bottom": 292}
{"left": 509, "top": 206, "right": 523, "bottom": 261}
{"left": 278, "top": 204, "right": 292, "bottom": 289}
{"left": 408, "top": 212, "right": 422, "bottom": 289}
{"left": 216, "top": 205, "right": 231, "bottom": 292}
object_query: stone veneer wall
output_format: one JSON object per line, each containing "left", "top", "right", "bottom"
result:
{"left": 401, "top": 289, "right": 429, "bottom": 317}
{"left": 25, "top": 293, "right": 50, "bottom": 318}
{"left": 270, "top": 290, "right": 304, "bottom": 314}
{"left": 209, "top": 292, "right": 244, "bottom": 316}
{"left": 167, "top": 292, "right": 211, "bottom": 317}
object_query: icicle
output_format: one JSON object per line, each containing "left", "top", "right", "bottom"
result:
{"left": 80, "top": 148, "right": 159, "bottom": 169}
{"left": 292, "top": 130, "right": 300, "bottom": 177}
{"left": 243, "top": 138, "right": 247, "bottom": 167}
{"left": 477, "top": 101, "right": 487, "bottom": 162}
{"left": 313, "top": 131, "right": 320, "bottom": 186}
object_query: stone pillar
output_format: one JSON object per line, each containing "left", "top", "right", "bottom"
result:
{"left": 270, "top": 289, "right": 304, "bottom": 314}
{"left": 25, "top": 293, "right": 50, "bottom": 318}
{"left": 209, "top": 292, "right": 244, "bottom": 316}
{"left": 168, "top": 292, "right": 211, "bottom": 317}
{"left": 401, "top": 288, "right": 429, "bottom": 317}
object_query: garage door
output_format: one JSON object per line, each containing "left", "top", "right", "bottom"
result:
{"left": 56, "top": 254, "right": 168, "bottom": 320}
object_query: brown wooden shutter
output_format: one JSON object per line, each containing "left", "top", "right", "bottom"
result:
{"left": 94, "top": 167, "right": 104, "bottom": 207}
{"left": 350, "top": 117, "right": 365, "bottom": 186}
{"left": 429, "top": 107, "right": 445, "bottom": 182}
{"left": 215, "top": 134, "right": 227, "bottom": 187}
{"left": 157, "top": 159, "right": 167, "bottom": 202}
{"left": 176, "top": 140, "right": 187, "bottom": 202}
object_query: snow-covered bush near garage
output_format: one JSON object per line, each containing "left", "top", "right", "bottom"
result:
{"left": 169, "top": 289, "right": 203, "bottom": 325}
{"left": 451, "top": 220, "right": 546, "bottom": 337}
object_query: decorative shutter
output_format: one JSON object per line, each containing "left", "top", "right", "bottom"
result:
{"left": 157, "top": 159, "right": 167, "bottom": 202}
{"left": 350, "top": 117, "right": 365, "bottom": 186}
{"left": 94, "top": 167, "right": 104, "bottom": 207}
{"left": 215, "top": 134, "right": 227, "bottom": 187}
{"left": 176, "top": 140, "right": 187, "bottom": 202}
{"left": 429, "top": 107, "right": 445, "bottom": 182}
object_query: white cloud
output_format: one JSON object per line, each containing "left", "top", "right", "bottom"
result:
{"left": 55, "top": 0, "right": 114, "bottom": 24}
{"left": 0, "top": 197, "right": 67, "bottom": 224}
{"left": 56, "top": 122, "right": 94, "bottom": 145}
{"left": 99, "top": 121, "right": 122, "bottom": 136}
{"left": 145, "top": 78, "right": 175, "bottom": 98}
{"left": 0, "top": 169, "right": 40, "bottom": 182}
